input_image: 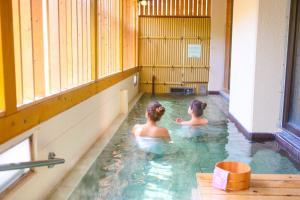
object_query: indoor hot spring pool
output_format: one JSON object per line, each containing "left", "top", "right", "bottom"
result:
{"left": 69, "top": 94, "right": 300, "bottom": 200}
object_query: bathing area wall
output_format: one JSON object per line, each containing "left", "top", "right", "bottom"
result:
{"left": 2, "top": 75, "right": 139, "bottom": 200}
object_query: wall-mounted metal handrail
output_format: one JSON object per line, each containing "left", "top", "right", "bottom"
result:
{"left": 0, "top": 152, "right": 65, "bottom": 171}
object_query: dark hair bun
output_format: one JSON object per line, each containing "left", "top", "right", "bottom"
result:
{"left": 156, "top": 106, "right": 165, "bottom": 115}
{"left": 190, "top": 100, "right": 207, "bottom": 117}
{"left": 147, "top": 101, "right": 165, "bottom": 122}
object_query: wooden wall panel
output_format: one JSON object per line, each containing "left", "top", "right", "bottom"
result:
{"left": 66, "top": 0, "right": 73, "bottom": 87}
{"left": 0, "top": 0, "right": 139, "bottom": 143}
{"left": 139, "top": 17, "right": 210, "bottom": 94}
{"left": 139, "top": 0, "right": 211, "bottom": 17}
{"left": 97, "top": 0, "right": 122, "bottom": 78}
{"left": 20, "top": 0, "right": 34, "bottom": 102}
{"left": 59, "top": 0, "right": 68, "bottom": 90}
{"left": 12, "top": 0, "right": 23, "bottom": 105}
{"left": 31, "top": 0, "right": 45, "bottom": 97}
{"left": 123, "top": 0, "right": 137, "bottom": 70}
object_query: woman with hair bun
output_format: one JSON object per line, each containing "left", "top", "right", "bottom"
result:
{"left": 176, "top": 99, "right": 208, "bottom": 126}
{"left": 132, "top": 101, "right": 170, "bottom": 140}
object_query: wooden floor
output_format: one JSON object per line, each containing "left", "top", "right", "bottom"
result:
{"left": 196, "top": 173, "right": 300, "bottom": 200}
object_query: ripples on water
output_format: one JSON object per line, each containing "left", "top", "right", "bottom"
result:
{"left": 70, "top": 94, "right": 300, "bottom": 200}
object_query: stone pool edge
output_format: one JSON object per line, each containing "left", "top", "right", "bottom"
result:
{"left": 47, "top": 92, "right": 144, "bottom": 200}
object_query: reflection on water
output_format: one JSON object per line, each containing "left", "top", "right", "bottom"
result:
{"left": 70, "top": 94, "right": 300, "bottom": 200}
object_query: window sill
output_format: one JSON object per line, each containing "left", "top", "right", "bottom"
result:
{"left": 0, "top": 170, "right": 35, "bottom": 199}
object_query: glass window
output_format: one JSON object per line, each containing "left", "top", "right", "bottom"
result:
{"left": 0, "top": 139, "right": 31, "bottom": 193}
{"left": 12, "top": 0, "right": 93, "bottom": 106}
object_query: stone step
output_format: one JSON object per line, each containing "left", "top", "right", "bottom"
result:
{"left": 276, "top": 131, "right": 300, "bottom": 163}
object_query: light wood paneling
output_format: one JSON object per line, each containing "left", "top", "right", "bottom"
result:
{"left": 97, "top": 0, "right": 122, "bottom": 78}
{"left": 196, "top": 173, "right": 300, "bottom": 200}
{"left": 139, "top": 0, "right": 211, "bottom": 17}
{"left": 48, "top": 0, "right": 61, "bottom": 94}
{"left": 59, "top": 0, "right": 68, "bottom": 90}
{"left": 139, "top": 17, "right": 210, "bottom": 93}
{"left": 123, "top": 0, "right": 137, "bottom": 70}
{"left": 20, "top": 0, "right": 35, "bottom": 102}
{"left": 0, "top": 0, "right": 139, "bottom": 144}
{"left": 0, "top": 67, "right": 139, "bottom": 145}
{"left": 12, "top": 0, "right": 23, "bottom": 105}
{"left": 32, "top": 0, "right": 46, "bottom": 97}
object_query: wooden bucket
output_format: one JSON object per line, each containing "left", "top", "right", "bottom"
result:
{"left": 215, "top": 161, "right": 251, "bottom": 191}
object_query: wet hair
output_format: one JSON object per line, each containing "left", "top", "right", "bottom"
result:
{"left": 189, "top": 99, "right": 207, "bottom": 117}
{"left": 146, "top": 101, "right": 165, "bottom": 122}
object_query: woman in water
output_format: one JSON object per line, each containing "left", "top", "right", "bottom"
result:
{"left": 132, "top": 101, "right": 170, "bottom": 140}
{"left": 176, "top": 99, "right": 208, "bottom": 126}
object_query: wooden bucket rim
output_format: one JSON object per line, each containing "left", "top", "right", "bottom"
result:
{"left": 215, "top": 161, "right": 251, "bottom": 174}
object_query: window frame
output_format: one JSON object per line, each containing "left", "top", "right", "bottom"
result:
{"left": 282, "top": 0, "right": 300, "bottom": 136}
{"left": 0, "top": 137, "right": 34, "bottom": 197}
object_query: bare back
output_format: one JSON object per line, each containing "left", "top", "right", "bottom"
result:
{"left": 132, "top": 124, "right": 170, "bottom": 140}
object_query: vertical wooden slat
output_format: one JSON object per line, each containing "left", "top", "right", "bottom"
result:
{"left": 20, "top": 0, "right": 34, "bottom": 102}
{"left": 116, "top": 0, "right": 121, "bottom": 73}
{"left": 148, "top": 0, "right": 152, "bottom": 16}
{"left": 188, "top": 0, "right": 192, "bottom": 15}
{"left": 86, "top": 0, "right": 91, "bottom": 81}
{"left": 0, "top": 0, "right": 17, "bottom": 114}
{"left": 120, "top": 0, "right": 123, "bottom": 71}
{"left": 161, "top": 0, "right": 165, "bottom": 16}
{"left": 202, "top": 0, "right": 206, "bottom": 16}
{"left": 31, "top": 0, "right": 45, "bottom": 97}
{"left": 109, "top": 0, "right": 113, "bottom": 75}
{"left": 172, "top": 0, "right": 176, "bottom": 16}
{"left": 71, "top": 0, "right": 78, "bottom": 84}
{"left": 144, "top": 0, "right": 148, "bottom": 16}
{"left": 166, "top": 0, "right": 170, "bottom": 16}
{"left": 105, "top": 0, "right": 109, "bottom": 76}
{"left": 184, "top": 0, "right": 188, "bottom": 15}
{"left": 77, "top": 0, "right": 83, "bottom": 84}
{"left": 12, "top": 0, "right": 23, "bottom": 105}
{"left": 58, "top": 0, "right": 68, "bottom": 90}
{"left": 207, "top": 0, "right": 211, "bottom": 16}
{"left": 97, "top": 0, "right": 102, "bottom": 78}
{"left": 48, "top": 0, "right": 61, "bottom": 94}
{"left": 178, "top": 0, "right": 182, "bottom": 16}
{"left": 82, "top": 0, "right": 88, "bottom": 82}
{"left": 193, "top": 0, "right": 197, "bottom": 16}
{"left": 87, "top": 0, "right": 92, "bottom": 80}
{"left": 66, "top": 0, "right": 73, "bottom": 87}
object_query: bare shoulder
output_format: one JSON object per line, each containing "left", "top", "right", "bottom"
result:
{"left": 201, "top": 118, "right": 208, "bottom": 125}
{"left": 158, "top": 127, "right": 170, "bottom": 138}
{"left": 132, "top": 124, "right": 143, "bottom": 135}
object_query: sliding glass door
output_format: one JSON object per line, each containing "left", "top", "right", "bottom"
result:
{"left": 283, "top": 0, "right": 300, "bottom": 136}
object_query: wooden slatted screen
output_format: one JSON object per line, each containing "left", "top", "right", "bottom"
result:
{"left": 139, "top": 17, "right": 210, "bottom": 93}
{"left": 139, "top": 0, "right": 211, "bottom": 17}
{"left": 97, "top": 0, "right": 121, "bottom": 78}
{"left": 123, "top": 0, "right": 138, "bottom": 70}
{"left": 0, "top": 0, "right": 139, "bottom": 144}
{"left": 11, "top": 0, "right": 93, "bottom": 106}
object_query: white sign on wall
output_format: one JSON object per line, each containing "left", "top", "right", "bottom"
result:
{"left": 188, "top": 44, "right": 202, "bottom": 58}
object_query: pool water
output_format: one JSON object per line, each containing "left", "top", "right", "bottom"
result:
{"left": 70, "top": 94, "right": 300, "bottom": 200}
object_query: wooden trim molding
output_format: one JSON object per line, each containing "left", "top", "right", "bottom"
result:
{"left": 0, "top": 67, "right": 139, "bottom": 144}
{"left": 228, "top": 113, "right": 275, "bottom": 142}
{"left": 0, "top": 1, "right": 18, "bottom": 115}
